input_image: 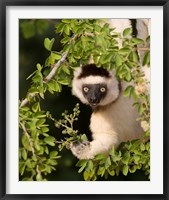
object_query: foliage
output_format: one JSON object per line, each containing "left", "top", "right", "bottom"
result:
{"left": 20, "top": 19, "right": 50, "bottom": 39}
{"left": 47, "top": 103, "right": 88, "bottom": 151}
{"left": 19, "top": 19, "right": 150, "bottom": 181}
{"left": 76, "top": 140, "right": 150, "bottom": 181}
{"left": 19, "top": 104, "right": 61, "bottom": 181}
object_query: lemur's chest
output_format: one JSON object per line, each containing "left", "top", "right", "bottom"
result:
{"left": 89, "top": 104, "right": 124, "bottom": 137}
{"left": 89, "top": 96, "right": 143, "bottom": 141}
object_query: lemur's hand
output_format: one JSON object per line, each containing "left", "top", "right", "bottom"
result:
{"left": 70, "top": 141, "right": 94, "bottom": 160}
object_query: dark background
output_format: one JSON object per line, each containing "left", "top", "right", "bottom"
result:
{"left": 19, "top": 19, "right": 148, "bottom": 181}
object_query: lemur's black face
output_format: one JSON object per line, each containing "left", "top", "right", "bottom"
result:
{"left": 82, "top": 83, "right": 107, "bottom": 108}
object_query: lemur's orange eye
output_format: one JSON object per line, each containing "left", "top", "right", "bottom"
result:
{"left": 83, "top": 87, "right": 89, "bottom": 92}
{"left": 100, "top": 87, "right": 106, "bottom": 92}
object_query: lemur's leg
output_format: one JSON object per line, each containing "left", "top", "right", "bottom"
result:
{"left": 70, "top": 133, "right": 118, "bottom": 160}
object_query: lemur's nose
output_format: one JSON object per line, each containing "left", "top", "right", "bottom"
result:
{"left": 90, "top": 97, "right": 98, "bottom": 104}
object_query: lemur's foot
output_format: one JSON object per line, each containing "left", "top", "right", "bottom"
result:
{"left": 70, "top": 141, "right": 94, "bottom": 159}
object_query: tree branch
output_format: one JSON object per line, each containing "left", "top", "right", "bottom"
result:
{"left": 20, "top": 52, "right": 68, "bottom": 107}
{"left": 44, "top": 52, "right": 68, "bottom": 83}
{"left": 20, "top": 93, "right": 37, "bottom": 108}
{"left": 20, "top": 34, "right": 78, "bottom": 108}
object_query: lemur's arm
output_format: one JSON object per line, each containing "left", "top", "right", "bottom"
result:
{"left": 70, "top": 133, "right": 117, "bottom": 159}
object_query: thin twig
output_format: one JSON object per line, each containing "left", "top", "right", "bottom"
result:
{"left": 19, "top": 121, "right": 36, "bottom": 158}
{"left": 137, "top": 47, "right": 150, "bottom": 51}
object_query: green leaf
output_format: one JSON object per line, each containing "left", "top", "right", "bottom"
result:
{"left": 108, "top": 169, "right": 115, "bottom": 176}
{"left": 122, "top": 165, "right": 129, "bottom": 176}
{"left": 123, "top": 86, "right": 133, "bottom": 97}
{"left": 58, "top": 79, "right": 69, "bottom": 85}
{"left": 105, "top": 156, "right": 111, "bottom": 169}
{"left": 22, "top": 177, "right": 33, "bottom": 181}
{"left": 125, "top": 72, "right": 132, "bottom": 82}
{"left": 86, "top": 160, "right": 93, "bottom": 172}
{"left": 48, "top": 80, "right": 56, "bottom": 92}
{"left": 130, "top": 51, "right": 139, "bottom": 62}
{"left": 115, "top": 54, "right": 123, "bottom": 67}
{"left": 55, "top": 23, "right": 65, "bottom": 33}
{"left": 22, "top": 149, "right": 27, "bottom": 160}
{"left": 61, "top": 36, "right": 70, "bottom": 44}
{"left": 146, "top": 142, "right": 150, "bottom": 151}
{"left": 122, "top": 151, "right": 130, "bottom": 164}
{"left": 97, "top": 166, "right": 105, "bottom": 176}
{"left": 118, "top": 48, "right": 130, "bottom": 55}
{"left": 34, "top": 141, "right": 41, "bottom": 151}
{"left": 44, "top": 136, "right": 55, "bottom": 142}
{"left": 44, "top": 38, "right": 55, "bottom": 51}
{"left": 133, "top": 155, "right": 140, "bottom": 163}
{"left": 76, "top": 159, "right": 88, "bottom": 167}
{"left": 49, "top": 151, "right": 58, "bottom": 158}
{"left": 45, "top": 146, "right": 49, "bottom": 154}
{"left": 19, "top": 163, "right": 26, "bottom": 175}
{"left": 64, "top": 24, "right": 70, "bottom": 35}
{"left": 138, "top": 104, "right": 145, "bottom": 115}
{"left": 36, "top": 118, "right": 46, "bottom": 126}
{"left": 83, "top": 171, "right": 90, "bottom": 181}
{"left": 22, "top": 134, "right": 32, "bottom": 151}
{"left": 76, "top": 27, "right": 84, "bottom": 35}
{"left": 81, "top": 134, "right": 88, "bottom": 142}
{"left": 95, "top": 35, "right": 107, "bottom": 50}
{"left": 36, "top": 63, "right": 42, "bottom": 71}
{"left": 32, "top": 155, "right": 37, "bottom": 161}
{"left": 115, "top": 165, "right": 120, "bottom": 176}
{"left": 44, "top": 38, "right": 51, "bottom": 51}
{"left": 62, "top": 65, "right": 70, "bottom": 75}
{"left": 27, "top": 87, "right": 39, "bottom": 95}
{"left": 47, "top": 159, "right": 58, "bottom": 166}
{"left": 45, "top": 165, "right": 52, "bottom": 173}
{"left": 131, "top": 38, "right": 144, "bottom": 45}
{"left": 32, "top": 102, "right": 40, "bottom": 113}
{"left": 41, "top": 127, "right": 49, "bottom": 133}
{"left": 123, "top": 28, "right": 132, "bottom": 37}
{"left": 78, "top": 162, "right": 87, "bottom": 173}
{"left": 55, "top": 82, "right": 61, "bottom": 92}
{"left": 51, "top": 52, "right": 61, "bottom": 61}
{"left": 36, "top": 173, "right": 43, "bottom": 181}
{"left": 130, "top": 140, "right": 141, "bottom": 151}
{"left": 38, "top": 148, "right": 45, "bottom": 157}
{"left": 140, "top": 143, "right": 145, "bottom": 151}
{"left": 95, "top": 154, "right": 106, "bottom": 160}
{"left": 146, "top": 35, "right": 150, "bottom": 43}
{"left": 32, "top": 74, "right": 42, "bottom": 83}
{"left": 62, "top": 19, "right": 71, "bottom": 23}
{"left": 142, "top": 51, "right": 150, "bottom": 66}
{"left": 132, "top": 102, "right": 139, "bottom": 109}
{"left": 20, "top": 106, "right": 30, "bottom": 112}
{"left": 100, "top": 54, "right": 112, "bottom": 64}
{"left": 129, "top": 165, "right": 137, "bottom": 173}
{"left": 44, "top": 136, "right": 55, "bottom": 146}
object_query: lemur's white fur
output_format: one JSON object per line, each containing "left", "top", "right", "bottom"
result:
{"left": 70, "top": 19, "right": 150, "bottom": 160}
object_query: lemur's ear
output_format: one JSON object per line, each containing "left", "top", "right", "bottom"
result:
{"left": 73, "top": 67, "right": 82, "bottom": 79}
